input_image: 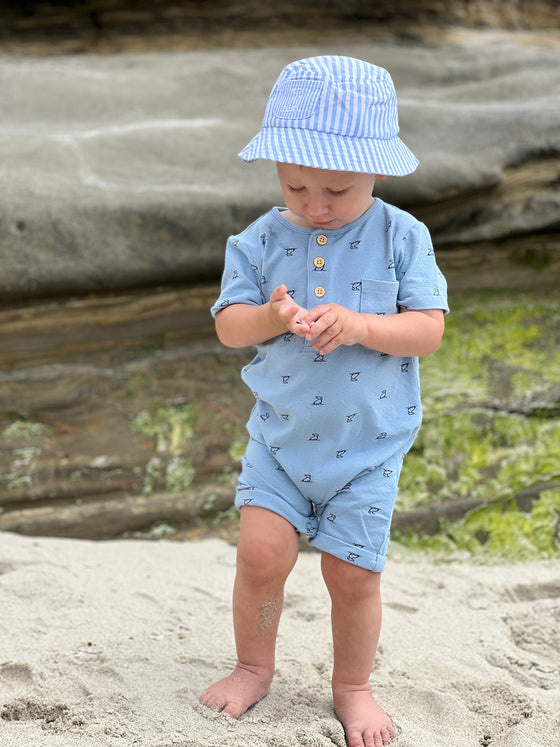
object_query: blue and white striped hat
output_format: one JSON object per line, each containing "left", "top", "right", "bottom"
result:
{"left": 239, "top": 55, "right": 418, "bottom": 176}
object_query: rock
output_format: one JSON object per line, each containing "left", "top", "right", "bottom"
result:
{"left": 391, "top": 481, "right": 560, "bottom": 535}
{"left": 1, "top": 34, "right": 559, "bottom": 301}
{"left": 1, "top": 2, "right": 558, "bottom": 54}
{"left": 1, "top": 283, "right": 559, "bottom": 539}
{"left": 1, "top": 20, "right": 559, "bottom": 540}
{"left": 0, "top": 486, "right": 235, "bottom": 540}
{"left": 0, "top": 285, "right": 253, "bottom": 519}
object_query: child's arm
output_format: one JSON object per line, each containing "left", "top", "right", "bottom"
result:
{"left": 215, "top": 284, "right": 310, "bottom": 348}
{"left": 302, "top": 304, "right": 444, "bottom": 357}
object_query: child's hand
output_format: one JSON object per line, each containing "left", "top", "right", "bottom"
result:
{"left": 269, "top": 284, "right": 310, "bottom": 336}
{"left": 303, "top": 304, "right": 367, "bottom": 354}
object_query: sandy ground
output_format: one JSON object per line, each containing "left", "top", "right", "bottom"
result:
{"left": 0, "top": 532, "right": 558, "bottom": 746}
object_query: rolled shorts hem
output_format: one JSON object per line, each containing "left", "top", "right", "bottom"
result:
{"left": 234, "top": 489, "right": 318, "bottom": 538}
{"left": 309, "top": 532, "right": 387, "bottom": 573}
{"left": 234, "top": 489, "right": 387, "bottom": 573}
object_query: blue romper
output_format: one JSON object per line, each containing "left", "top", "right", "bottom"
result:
{"left": 211, "top": 199, "right": 449, "bottom": 571}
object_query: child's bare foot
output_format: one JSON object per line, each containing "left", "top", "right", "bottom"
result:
{"left": 199, "top": 664, "right": 272, "bottom": 719}
{"left": 333, "top": 685, "right": 395, "bottom": 747}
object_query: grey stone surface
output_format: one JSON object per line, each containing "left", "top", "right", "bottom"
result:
{"left": 1, "top": 36, "right": 559, "bottom": 300}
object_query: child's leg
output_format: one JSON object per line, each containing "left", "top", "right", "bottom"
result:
{"left": 321, "top": 552, "right": 394, "bottom": 747}
{"left": 200, "top": 506, "right": 300, "bottom": 718}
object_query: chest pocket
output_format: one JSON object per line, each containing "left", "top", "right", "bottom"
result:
{"left": 360, "top": 279, "right": 399, "bottom": 316}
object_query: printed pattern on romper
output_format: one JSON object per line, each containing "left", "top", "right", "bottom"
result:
{"left": 211, "top": 198, "right": 448, "bottom": 504}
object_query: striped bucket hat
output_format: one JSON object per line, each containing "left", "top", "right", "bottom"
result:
{"left": 238, "top": 55, "right": 418, "bottom": 176}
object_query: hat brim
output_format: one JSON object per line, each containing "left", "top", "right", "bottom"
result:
{"left": 238, "top": 126, "right": 419, "bottom": 176}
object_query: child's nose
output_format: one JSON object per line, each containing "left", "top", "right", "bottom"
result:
{"left": 306, "top": 196, "right": 329, "bottom": 217}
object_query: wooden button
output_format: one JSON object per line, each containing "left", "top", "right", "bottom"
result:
{"left": 314, "top": 286, "right": 326, "bottom": 298}
{"left": 313, "top": 256, "right": 325, "bottom": 269}
{"left": 316, "top": 234, "right": 328, "bottom": 246}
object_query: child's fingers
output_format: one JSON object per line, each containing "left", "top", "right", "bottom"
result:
{"left": 303, "top": 303, "right": 330, "bottom": 325}
{"left": 291, "top": 310, "right": 311, "bottom": 334}
{"left": 269, "top": 283, "right": 288, "bottom": 302}
{"left": 304, "top": 307, "right": 338, "bottom": 339}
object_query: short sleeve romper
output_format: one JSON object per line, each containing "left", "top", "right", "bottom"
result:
{"left": 212, "top": 199, "right": 449, "bottom": 571}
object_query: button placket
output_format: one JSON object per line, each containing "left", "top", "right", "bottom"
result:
{"left": 310, "top": 233, "right": 329, "bottom": 302}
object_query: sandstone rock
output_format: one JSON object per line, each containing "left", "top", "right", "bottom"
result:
{"left": 1, "top": 2, "right": 558, "bottom": 53}
{"left": 1, "top": 12, "right": 559, "bottom": 541}
{"left": 1, "top": 283, "right": 559, "bottom": 539}
{"left": 1, "top": 35, "right": 559, "bottom": 301}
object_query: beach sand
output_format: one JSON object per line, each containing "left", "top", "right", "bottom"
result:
{"left": 0, "top": 532, "right": 558, "bottom": 746}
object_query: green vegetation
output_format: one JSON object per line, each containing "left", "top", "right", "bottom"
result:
{"left": 130, "top": 402, "right": 196, "bottom": 454}
{"left": 165, "top": 455, "right": 195, "bottom": 493}
{"left": 399, "top": 412, "right": 560, "bottom": 509}
{"left": 228, "top": 437, "right": 248, "bottom": 463}
{"left": 393, "top": 488, "right": 560, "bottom": 563}
{"left": 3, "top": 417, "right": 52, "bottom": 443}
{"left": 130, "top": 402, "right": 197, "bottom": 494}
{"left": 202, "top": 497, "right": 240, "bottom": 526}
{"left": 395, "top": 289, "right": 560, "bottom": 561}
{"left": 2, "top": 417, "right": 51, "bottom": 493}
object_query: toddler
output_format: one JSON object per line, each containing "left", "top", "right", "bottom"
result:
{"left": 201, "top": 55, "right": 448, "bottom": 747}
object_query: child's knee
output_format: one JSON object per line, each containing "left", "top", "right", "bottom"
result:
{"left": 237, "top": 529, "right": 297, "bottom": 586}
{"left": 321, "top": 552, "right": 381, "bottom": 602}
{"left": 236, "top": 506, "right": 299, "bottom": 582}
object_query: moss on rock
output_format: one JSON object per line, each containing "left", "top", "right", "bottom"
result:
{"left": 396, "top": 288, "right": 560, "bottom": 560}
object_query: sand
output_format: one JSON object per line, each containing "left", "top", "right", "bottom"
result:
{"left": 0, "top": 532, "right": 558, "bottom": 747}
